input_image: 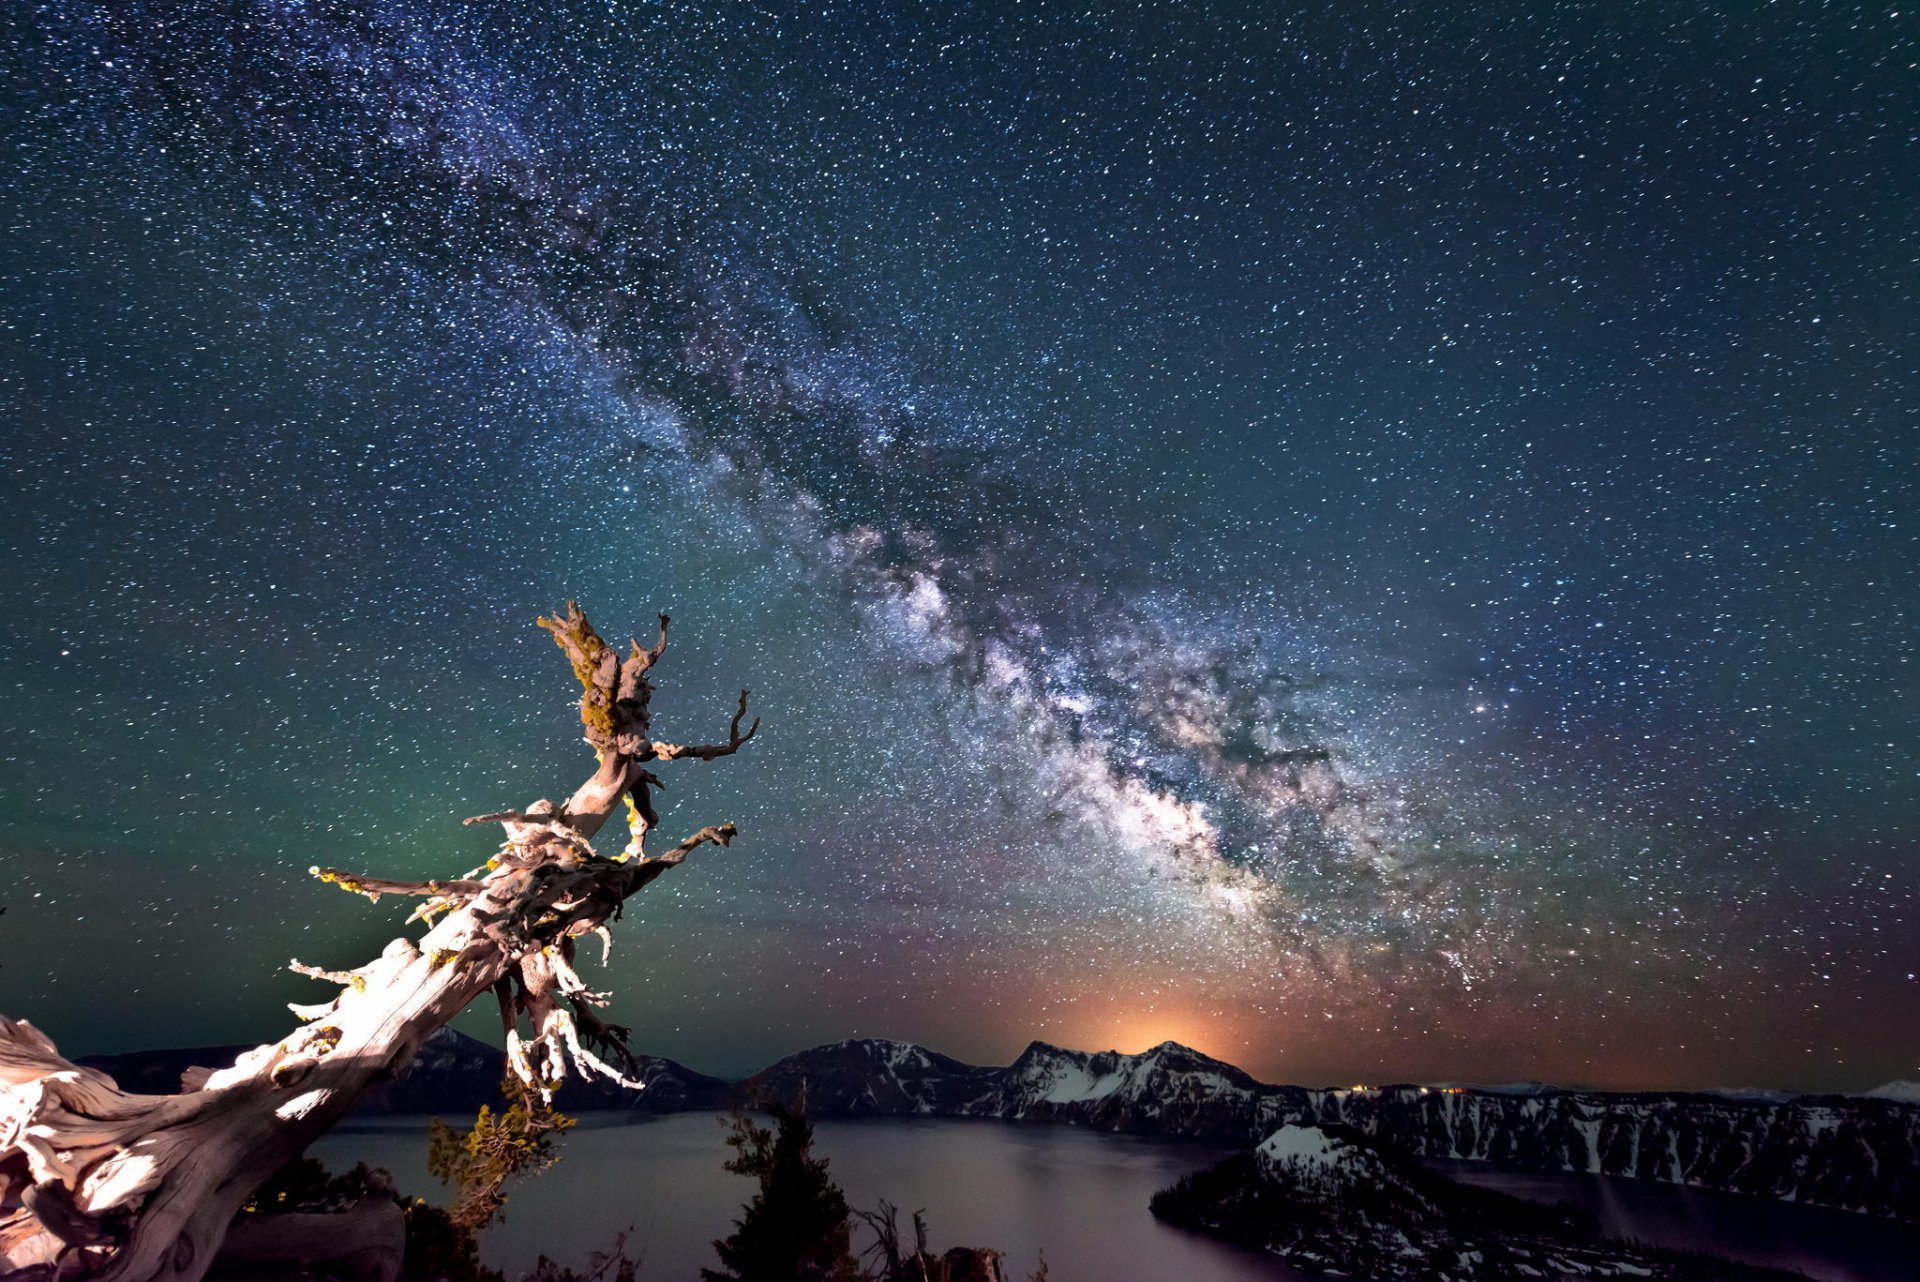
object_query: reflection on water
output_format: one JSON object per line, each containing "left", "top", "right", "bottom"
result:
{"left": 314, "top": 1116, "right": 1920, "bottom": 1281}
{"left": 1424, "top": 1158, "right": 1920, "bottom": 1282}
{"left": 313, "top": 1114, "right": 1309, "bottom": 1281}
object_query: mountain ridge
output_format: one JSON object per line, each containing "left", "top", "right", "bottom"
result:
{"left": 81, "top": 1031, "right": 1920, "bottom": 1221}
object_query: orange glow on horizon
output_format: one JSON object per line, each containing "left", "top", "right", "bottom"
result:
{"left": 1088, "top": 1011, "right": 1241, "bottom": 1061}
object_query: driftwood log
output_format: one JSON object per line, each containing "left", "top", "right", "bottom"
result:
{"left": 0, "top": 603, "right": 756, "bottom": 1280}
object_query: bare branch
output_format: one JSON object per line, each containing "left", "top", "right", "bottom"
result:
{"left": 288, "top": 960, "right": 359, "bottom": 987}
{"left": 548, "top": 948, "right": 610, "bottom": 1006}
{"left": 620, "top": 613, "right": 671, "bottom": 691}
{"left": 656, "top": 822, "right": 737, "bottom": 865}
{"left": 620, "top": 822, "right": 737, "bottom": 899}
{"left": 307, "top": 867, "right": 488, "bottom": 902}
{"left": 652, "top": 690, "right": 760, "bottom": 761}
{"left": 462, "top": 809, "right": 535, "bottom": 827}
{"left": 566, "top": 998, "right": 638, "bottom": 1078}
{"left": 287, "top": 1000, "right": 338, "bottom": 1023}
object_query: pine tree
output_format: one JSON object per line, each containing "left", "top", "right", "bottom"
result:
{"left": 704, "top": 1091, "right": 864, "bottom": 1282}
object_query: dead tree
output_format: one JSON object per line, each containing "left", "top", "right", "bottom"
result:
{"left": 0, "top": 603, "right": 757, "bottom": 1281}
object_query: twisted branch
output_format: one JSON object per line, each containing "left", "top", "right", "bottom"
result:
{"left": 288, "top": 960, "right": 359, "bottom": 987}
{"left": 653, "top": 691, "right": 760, "bottom": 762}
{"left": 307, "top": 868, "right": 491, "bottom": 903}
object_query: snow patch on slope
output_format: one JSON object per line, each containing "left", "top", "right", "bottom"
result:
{"left": 1865, "top": 1082, "right": 1920, "bottom": 1104}
{"left": 1258, "top": 1124, "right": 1346, "bottom": 1170}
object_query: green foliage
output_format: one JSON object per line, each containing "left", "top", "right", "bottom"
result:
{"left": 243, "top": 1089, "right": 636, "bottom": 1282}
{"left": 427, "top": 1074, "right": 578, "bottom": 1236}
{"left": 703, "top": 1094, "right": 863, "bottom": 1282}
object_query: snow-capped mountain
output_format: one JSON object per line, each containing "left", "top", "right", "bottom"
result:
{"left": 748, "top": 1038, "right": 1298, "bottom": 1139}
{"left": 1866, "top": 1081, "right": 1920, "bottom": 1105}
{"left": 753, "top": 1041, "right": 1920, "bottom": 1221}
{"left": 955, "top": 1039, "right": 1296, "bottom": 1138}
{"left": 1305, "top": 1083, "right": 1920, "bottom": 1220}
{"left": 746, "top": 1038, "right": 997, "bottom": 1115}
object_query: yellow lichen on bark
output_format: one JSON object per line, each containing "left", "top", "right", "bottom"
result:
{"left": 536, "top": 602, "right": 620, "bottom": 744}
{"left": 617, "top": 789, "right": 646, "bottom": 861}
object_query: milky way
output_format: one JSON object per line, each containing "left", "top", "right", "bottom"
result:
{"left": 2, "top": 1, "right": 1916, "bottom": 1089}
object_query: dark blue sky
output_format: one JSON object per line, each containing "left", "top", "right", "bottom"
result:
{"left": 2, "top": 0, "right": 1915, "bottom": 1090}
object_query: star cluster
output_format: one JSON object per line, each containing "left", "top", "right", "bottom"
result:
{"left": 1, "top": 0, "right": 1915, "bottom": 1090}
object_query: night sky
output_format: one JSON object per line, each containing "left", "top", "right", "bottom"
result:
{"left": 2, "top": 1, "right": 1916, "bottom": 1092}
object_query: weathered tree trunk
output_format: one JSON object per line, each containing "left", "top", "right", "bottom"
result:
{"left": 0, "top": 604, "right": 755, "bottom": 1281}
{"left": 205, "top": 1194, "right": 404, "bottom": 1282}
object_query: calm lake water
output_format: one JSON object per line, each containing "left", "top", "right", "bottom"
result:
{"left": 313, "top": 1113, "right": 1310, "bottom": 1282}
{"left": 313, "top": 1116, "right": 1920, "bottom": 1282}
{"left": 1426, "top": 1158, "right": 1920, "bottom": 1282}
